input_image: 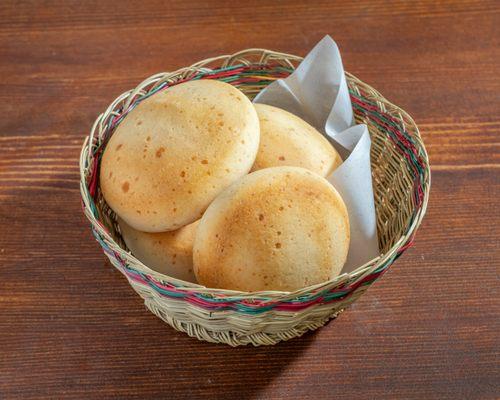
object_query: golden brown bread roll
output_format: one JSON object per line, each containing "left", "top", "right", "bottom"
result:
{"left": 251, "top": 104, "right": 342, "bottom": 177}
{"left": 193, "top": 166, "right": 350, "bottom": 292}
{"left": 100, "top": 80, "right": 260, "bottom": 232}
{"left": 119, "top": 218, "right": 199, "bottom": 282}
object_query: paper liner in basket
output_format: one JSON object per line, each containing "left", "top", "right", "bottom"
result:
{"left": 254, "top": 35, "right": 379, "bottom": 273}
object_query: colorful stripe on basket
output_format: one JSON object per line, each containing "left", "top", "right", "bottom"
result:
{"left": 94, "top": 223, "right": 393, "bottom": 314}
{"left": 120, "top": 261, "right": 390, "bottom": 314}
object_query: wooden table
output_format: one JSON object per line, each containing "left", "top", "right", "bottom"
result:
{"left": 1, "top": 1, "right": 499, "bottom": 399}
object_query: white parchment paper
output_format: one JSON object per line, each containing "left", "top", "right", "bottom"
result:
{"left": 254, "top": 35, "right": 379, "bottom": 272}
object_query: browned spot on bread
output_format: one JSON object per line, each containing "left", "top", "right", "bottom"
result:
{"left": 146, "top": 136, "right": 151, "bottom": 142}
{"left": 122, "top": 182, "right": 130, "bottom": 193}
{"left": 201, "top": 159, "right": 208, "bottom": 164}
{"left": 279, "top": 206, "right": 284, "bottom": 211}
{"left": 191, "top": 156, "right": 197, "bottom": 161}
{"left": 156, "top": 147, "right": 165, "bottom": 158}
{"left": 277, "top": 231, "right": 282, "bottom": 235}
{"left": 109, "top": 172, "right": 113, "bottom": 178}
{"left": 275, "top": 243, "right": 282, "bottom": 249}
{"left": 279, "top": 156, "right": 285, "bottom": 161}
{"left": 137, "top": 120, "right": 142, "bottom": 126}
{"left": 172, "top": 208, "right": 177, "bottom": 212}
{"left": 180, "top": 171, "right": 186, "bottom": 178}
{"left": 258, "top": 214, "right": 264, "bottom": 221}
{"left": 136, "top": 210, "right": 141, "bottom": 214}
{"left": 116, "top": 144, "right": 123, "bottom": 151}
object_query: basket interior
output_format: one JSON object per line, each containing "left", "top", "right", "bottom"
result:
{"left": 82, "top": 53, "right": 428, "bottom": 296}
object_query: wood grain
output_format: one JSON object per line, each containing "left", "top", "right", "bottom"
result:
{"left": 0, "top": 1, "right": 499, "bottom": 399}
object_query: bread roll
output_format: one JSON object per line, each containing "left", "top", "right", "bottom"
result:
{"left": 193, "top": 166, "right": 349, "bottom": 292}
{"left": 100, "top": 80, "right": 260, "bottom": 232}
{"left": 119, "top": 218, "right": 199, "bottom": 282}
{"left": 251, "top": 104, "right": 342, "bottom": 177}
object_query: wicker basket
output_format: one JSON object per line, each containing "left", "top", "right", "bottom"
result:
{"left": 79, "top": 49, "right": 430, "bottom": 346}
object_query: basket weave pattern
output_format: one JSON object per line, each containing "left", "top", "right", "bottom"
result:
{"left": 79, "top": 49, "right": 430, "bottom": 346}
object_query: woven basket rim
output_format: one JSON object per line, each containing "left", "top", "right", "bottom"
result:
{"left": 79, "top": 48, "right": 430, "bottom": 301}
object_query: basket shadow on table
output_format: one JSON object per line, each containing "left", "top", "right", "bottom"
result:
{"left": 167, "top": 326, "right": 319, "bottom": 400}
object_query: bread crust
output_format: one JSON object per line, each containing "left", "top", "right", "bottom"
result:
{"left": 100, "top": 80, "right": 260, "bottom": 232}
{"left": 119, "top": 218, "right": 199, "bottom": 282}
{"left": 193, "top": 166, "right": 350, "bottom": 292}
{"left": 251, "top": 104, "right": 342, "bottom": 176}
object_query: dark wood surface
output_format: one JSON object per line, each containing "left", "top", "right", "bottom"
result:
{"left": 1, "top": 1, "right": 499, "bottom": 399}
